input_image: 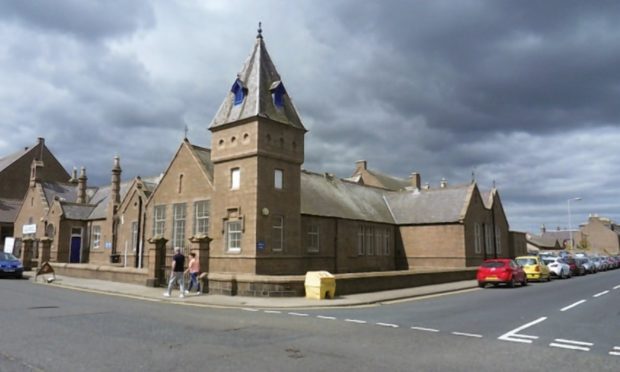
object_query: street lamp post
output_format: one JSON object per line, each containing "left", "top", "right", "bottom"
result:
{"left": 567, "top": 197, "right": 582, "bottom": 250}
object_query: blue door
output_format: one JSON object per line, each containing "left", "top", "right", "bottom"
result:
{"left": 70, "top": 236, "right": 81, "bottom": 263}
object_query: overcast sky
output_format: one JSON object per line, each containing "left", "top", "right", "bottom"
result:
{"left": 1, "top": 1, "right": 619, "bottom": 234}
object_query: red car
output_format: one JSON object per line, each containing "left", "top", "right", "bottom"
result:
{"left": 477, "top": 259, "right": 528, "bottom": 288}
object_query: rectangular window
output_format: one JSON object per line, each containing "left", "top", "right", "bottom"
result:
{"left": 474, "top": 223, "right": 482, "bottom": 254}
{"left": 495, "top": 226, "right": 501, "bottom": 254}
{"left": 91, "top": 225, "right": 101, "bottom": 249}
{"left": 274, "top": 169, "right": 283, "bottom": 190}
{"left": 384, "top": 228, "right": 391, "bottom": 255}
{"left": 231, "top": 168, "right": 240, "bottom": 190}
{"left": 365, "top": 226, "right": 374, "bottom": 255}
{"left": 357, "top": 225, "right": 365, "bottom": 256}
{"left": 375, "top": 229, "right": 382, "bottom": 256}
{"left": 193, "top": 200, "right": 210, "bottom": 236}
{"left": 485, "top": 224, "right": 493, "bottom": 255}
{"left": 153, "top": 205, "right": 166, "bottom": 237}
{"left": 131, "top": 222, "right": 138, "bottom": 252}
{"left": 272, "top": 215, "right": 284, "bottom": 252}
{"left": 226, "top": 220, "right": 242, "bottom": 252}
{"left": 172, "top": 203, "right": 186, "bottom": 249}
{"left": 307, "top": 223, "right": 319, "bottom": 253}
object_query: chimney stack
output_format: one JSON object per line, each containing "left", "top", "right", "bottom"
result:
{"left": 111, "top": 155, "right": 122, "bottom": 207}
{"left": 440, "top": 178, "right": 448, "bottom": 188}
{"left": 355, "top": 160, "right": 367, "bottom": 172}
{"left": 68, "top": 167, "right": 78, "bottom": 184}
{"left": 77, "top": 166, "right": 87, "bottom": 203}
{"left": 411, "top": 172, "right": 421, "bottom": 190}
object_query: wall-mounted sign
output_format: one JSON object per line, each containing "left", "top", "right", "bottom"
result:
{"left": 22, "top": 224, "right": 36, "bottom": 235}
{"left": 105, "top": 242, "right": 112, "bottom": 249}
{"left": 257, "top": 240, "right": 265, "bottom": 251}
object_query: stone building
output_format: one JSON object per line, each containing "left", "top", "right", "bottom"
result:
{"left": 0, "top": 138, "right": 69, "bottom": 251}
{"left": 136, "top": 29, "right": 519, "bottom": 294}
{"left": 578, "top": 215, "right": 620, "bottom": 255}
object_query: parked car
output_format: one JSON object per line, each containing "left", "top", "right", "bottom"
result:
{"left": 516, "top": 255, "right": 551, "bottom": 282}
{"left": 0, "top": 252, "right": 24, "bottom": 279}
{"left": 579, "top": 257, "right": 596, "bottom": 274}
{"left": 564, "top": 256, "right": 586, "bottom": 276}
{"left": 542, "top": 257, "right": 571, "bottom": 279}
{"left": 477, "top": 259, "right": 527, "bottom": 288}
{"left": 591, "top": 257, "right": 607, "bottom": 271}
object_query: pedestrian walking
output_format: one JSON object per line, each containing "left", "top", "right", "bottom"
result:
{"left": 185, "top": 252, "right": 201, "bottom": 295}
{"left": 163, "top": 247, "right": 186, "bottom": 298}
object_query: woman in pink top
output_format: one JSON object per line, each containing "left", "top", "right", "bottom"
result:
{"left": 185, "top": 252, "right": 201, "bottom": 294}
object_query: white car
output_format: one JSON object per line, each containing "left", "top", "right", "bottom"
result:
{"left": 542, "top": 257, "right": 571, "bottom": 279}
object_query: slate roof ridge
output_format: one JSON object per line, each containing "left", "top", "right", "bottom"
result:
{"left": 301, "top": 169, "right": 397, "bottom": 193}
{"left": 209, "top": 30, "right": 305, "bottom": 130}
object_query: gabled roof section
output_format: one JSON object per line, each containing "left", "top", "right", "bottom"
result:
{"left": 300, "top": 171, "right": 394, "bottom": 224}
{"left": 60, "top": 202, "right": 96, "bottom": 220}
{"left": 41, "top": 182, "right": 79, "bottom": 206}
{"left": 365, "top": 169, "right": 411, "bottom": 191}
{"left": 0, "top": 198, "right": 22, "bottom": 224}
{"left": 188, "top": 143, "right": 214, "bottom": 184}
{"left": 87, "top": 181, "right": 131, "bottom": 220}
{"left": 210, "top": 30, "right": 305, "bottom": 131}
{"left": 386, "top": 183, "right": 474, "bottom": 225}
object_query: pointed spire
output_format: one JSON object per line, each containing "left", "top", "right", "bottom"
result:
{"left": 210, "top": 24, "right": 306, "bottom": 131}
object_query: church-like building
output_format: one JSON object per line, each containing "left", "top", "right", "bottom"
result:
{"left": 7, "top": 28, "right": 526, "bottom": 296}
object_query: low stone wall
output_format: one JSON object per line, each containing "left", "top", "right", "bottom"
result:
{"left": 50, "top": 263, "right": 148, "bottom": 285}
{"left": 207, "top": 267, "right": 476, "bottom": 297}
{"left": 334, "top": 268, "right": 477, "bottom": 295}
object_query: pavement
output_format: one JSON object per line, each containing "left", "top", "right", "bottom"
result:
{"left": 24, "top": 271, "right": 479, "bottom": 309}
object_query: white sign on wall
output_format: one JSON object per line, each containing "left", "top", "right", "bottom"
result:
{"left": 22, "top": 224, "right": 37, "bottom": 235}
{"left": 3, "top": 237, "right": 14, "bottom": 254}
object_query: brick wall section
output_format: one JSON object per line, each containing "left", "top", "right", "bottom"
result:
{"left": 400, "top": 224, "right": 466, "bottom": 268}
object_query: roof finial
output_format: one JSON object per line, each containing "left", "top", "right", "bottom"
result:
{"left": 492, "top": 179, "right": 496, "bottom": 189}
{"left": 471, "top": 170, "right": 475, "bottom": 184}
{"left": 257, "top": 21, "right": 263, "bottom": 39}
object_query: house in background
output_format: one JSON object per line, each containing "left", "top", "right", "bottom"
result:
{"left": 0, "top": 138, "right": 69, "bottom": 251}
{"left": 578, "top": 214, "right": 620, "bottom": 255}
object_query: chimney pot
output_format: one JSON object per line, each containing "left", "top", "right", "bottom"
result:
{"left": 440, "top": 178, "right": 448, "bottom": 188}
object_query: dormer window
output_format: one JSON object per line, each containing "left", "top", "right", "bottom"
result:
{"left": 231, "top": 78, "right": 247, "bottom": 106}
{"left": 270, "top": 81, "right": 286, "bottom": 108}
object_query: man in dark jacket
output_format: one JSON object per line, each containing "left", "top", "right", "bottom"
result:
{"left": 163, "top": 247, "right": 186, "bottom": 298}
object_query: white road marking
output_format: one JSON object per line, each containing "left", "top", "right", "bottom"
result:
{"left": 316, "top": 315, "right": 336, "bottom": 320}
{"left": 498, "top": 316, "right": 546, "bottom": 344}
{"left": 554, "top": 339, "right": 593, "bottom": 346}
{"left": 613, "top": 346, "right": 620, "bottom": 350}
{"left": 593, "top": 290, "right": 609, "bottom": 298}
{"left": 264, "top": 310, "right": 281, "bottom": 314}
{"left": 376, "top": 322, "right": 399, "bottom": 328}
{"left": 288, "top": 312, "right": 309, "bottom": 317}
{"left": 345, "top": 319, "right": 367, "bottom": 324}
{"left": 549, "top": 343, "right": 590, "bottom": 351}
{"left": 609, "top": 351, "right": 620, "bottom": 356}
{"left": 509, "top": 334, "right": 538, "bottom": 340}
{"left": 451, "top": 332, "right": 482, "bottom": 338}
{"left": 411, "top": 326, "right": 439, "bottom": 333}
{"left": 613, "top": 285, "right": 620, "bottom": 290}
{"left": 560, "top": 299, "right": 586, "bottom": 312}
{"left": 241, "top": 308, "right": 259, "bottom": 312}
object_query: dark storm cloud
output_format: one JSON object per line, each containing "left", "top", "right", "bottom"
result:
{"left": 1, "top": 1, "right": 619, "bottom": 233}
{"left": 0, "top": 0, "right": 155, "bottom": 41}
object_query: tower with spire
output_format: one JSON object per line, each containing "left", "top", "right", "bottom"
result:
{"left": 208, "top": 25, "right": 307, "bottom": 274}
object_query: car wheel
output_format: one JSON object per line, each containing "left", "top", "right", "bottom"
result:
{"left": 521, "top": 277, "right": 528, "bottom": 286}
{"left": 509, "top": 277, "right": 516, "bottom": 288}
{"left": 478, "top": 282, "right": 485, "bottom": 288}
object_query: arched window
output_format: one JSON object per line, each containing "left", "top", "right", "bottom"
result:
{"left": 178, "top": 174, "right": 183, "bottom": 194}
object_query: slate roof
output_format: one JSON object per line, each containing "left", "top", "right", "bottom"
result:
{"left": 87, "top": 181, "right": 131, "bottom": 220}
{"left": 210, "top": 33, "right": 305, "bottom": 131}
{"left": 300, "top": 171, "right": 394, "bottom": 224}
{"left": 61, "top": 203, "right": 96, "bottom": 220}
{"left": 0, "top": 147, "right": 26, "bottom": 174}
{"left": 527, "top": 234, "right": 560, "bottom": 249}
{"left": 0, "top": 198, "right": 22, "bottom": 224}
{"left": 189, "top": 144, "right": 214, "bottom": 183}
{"left": 41, "top": 182, "right": 78, "bottom": 206}
{"left": 365, "top": 169, "right": 411, "bottom": 191}
{"left": 386, "top": 184, "right": 473, "bottom": 225}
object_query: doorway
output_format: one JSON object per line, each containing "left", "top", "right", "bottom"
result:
{"left": 70, "top": 227, "right": 82, "bottom": 263}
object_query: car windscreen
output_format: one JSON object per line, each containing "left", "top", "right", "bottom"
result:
{"left": 516, "top": 258, "right": 537, "bottom": 265}
{"left": 481, "top": 261, "right": 505, "bottom": 268}
{"left": 542, "top": 258, "right": 555, "bottom": 265}
{"left": 0, "top": 252, "right": 18, "bottom": 261}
